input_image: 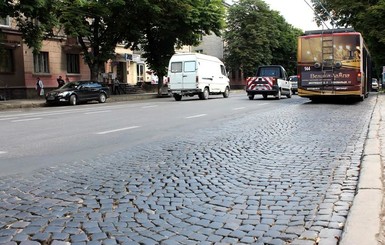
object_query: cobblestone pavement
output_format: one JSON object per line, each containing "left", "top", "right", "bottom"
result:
{"left": 0, "top": 97, "right": 375, "bottom": 245}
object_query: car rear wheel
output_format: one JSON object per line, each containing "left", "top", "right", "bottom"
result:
{"left": 262, "top": 94, "right": 268, "bottom": 99}
{"left": 69, "top": 95, "right": 77, "bottom": 105}
{"left": 99, "top": 93, "right": 107, "bottom": 103}
{"left": 248, "top": 94, "right": 254, "bottom": 100}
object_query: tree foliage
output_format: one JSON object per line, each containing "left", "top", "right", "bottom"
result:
{"left": 311, "top": 0, "right": 385, "bottom": 76}
{"left": 0, "top": 0, "right": 224, "bottom": 85}
{"left": 223, "top": 0, "right": 302, "bottom": 77}
{"left": 136, "top": 0, "right": 225, "bottom": 90}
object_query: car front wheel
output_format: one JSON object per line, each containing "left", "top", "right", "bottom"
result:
{"left": 99, "top": 93, "right": 107, "bottom": 103}
{"left": 69, "top": 95, "right": 77, "bottom": 106}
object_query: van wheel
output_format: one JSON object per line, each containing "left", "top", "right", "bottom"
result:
{"left": 275, "top": 89, "right": 281, "bottom": 100}
{"left": 223, "top": 87, "right": 230, "bottom": 98}
{"left": 262, "top": 94, "right": 268, "bottom": 99}
{"left": 200, "top": 88, "right": 209, "bottom": 100}
{"left": 173, "top": 94, "right": 182, "bottom": 101}
{"left": 248, "top": 94, "right": 254, "bottom": 100}
{"left": 69, "top": 95, "right": 77, "bottom": 105}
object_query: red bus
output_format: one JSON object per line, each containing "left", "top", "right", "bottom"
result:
{"left": 297, "top": 28, "right": 371, "bottom": 101}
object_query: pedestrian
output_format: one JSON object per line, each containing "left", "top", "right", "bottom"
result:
{"left": 57, "top": 75, "right": 65, "bottom": 88}
{"left": 36, "top": 77, "right": 44, "bottom": 97}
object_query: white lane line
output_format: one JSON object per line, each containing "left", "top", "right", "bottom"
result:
{"left": 0, "top": 117, "right": 18, "bottom": 121}
{"left": 142, "top": 105, "right": 159, "bottom": 109}
{"left": 12, "top": 118, "right": 42, "bottom": 122}
{"left": 0, "top": 151, "right": 7, "bottom": 154}
{"left": 185, "top": 114, "right": 207, "bottom": 119}
{"left": 233, "top": 107, "right": 245, "bottom": 110}
{"left": 84, "top": 110, "right": 111, "bottom": 115}
{"left": 96, "top": 126, "right": 141, "bottom": 135}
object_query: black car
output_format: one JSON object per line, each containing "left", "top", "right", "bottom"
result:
{"left": 45, "top": 80, "right": 110, "bottom": 105}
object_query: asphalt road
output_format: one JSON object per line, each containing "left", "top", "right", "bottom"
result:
{"left": 0, "top": 92, "right": 295, "bottom": 176}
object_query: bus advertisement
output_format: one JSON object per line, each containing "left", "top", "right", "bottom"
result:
{"left": 297, "top": 29, "right": 371, "bottom": 101}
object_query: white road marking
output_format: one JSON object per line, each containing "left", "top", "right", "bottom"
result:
{"left": 0, "top": 151, "right": 7, "bottom": 154}
{"left": 141, "top": 105, "right": 159, "bottom": 109}
{"left": 0, "top": 117, "right": 18, "bottom": 121}
{"left": 233, "top": 107, "right": 245, "bottom": 110}
{"left": 96, "top": 126, "right": 141, "bottom": 135}
{"left": 12, "top": 118, "right": 42, "bottom": 122}
{"left": 185, "top": 114, "right": 207, "bottom": 119}
{"left": 84, "top": 110, "right": 111, "bottom": 115}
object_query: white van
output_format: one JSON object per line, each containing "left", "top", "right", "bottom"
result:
{"left": 167, "top": 53, "right": 230, "bottom": 101}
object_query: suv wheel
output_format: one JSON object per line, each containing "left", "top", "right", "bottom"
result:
{"left": 275, "top": 89, "right": 281, "bottom": 100}
{"left": 286, "top": 90, "right": 292, "bottom": 98}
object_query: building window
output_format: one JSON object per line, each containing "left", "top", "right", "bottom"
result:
{"left": 0, "top": 16, "right": 10, "bottom": 26}
{"left": 66, "top": 53, "right": 80, "bottom": 73}
{"left": 33, "top": 52, "right": 49, "bottom": 73}
{"left": 0, "top": 49, "right": 13, "bottom": 73}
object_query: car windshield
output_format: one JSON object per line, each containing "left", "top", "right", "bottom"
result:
{"left": 61, "top": 81, "right": 81, "bottom": 89}
{"left": 289, "top": 76, "right": 298, "bottom": 81}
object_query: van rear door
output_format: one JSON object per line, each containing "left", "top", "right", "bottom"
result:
{"left": 169, "top": 60, "right": 196, "bottom": 90}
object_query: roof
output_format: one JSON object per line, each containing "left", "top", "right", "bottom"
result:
{"left": 303, "top": 28, "right": 356, "bottom": 36}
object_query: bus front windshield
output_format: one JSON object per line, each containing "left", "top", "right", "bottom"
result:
{"left": 299, "top": 35, "right": 361, "bottom": 63}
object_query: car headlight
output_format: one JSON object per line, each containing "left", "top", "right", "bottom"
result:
{"left": 58, "top": 91, "right": 71, "bottom": 97}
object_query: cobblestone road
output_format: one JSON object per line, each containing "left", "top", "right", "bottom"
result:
{"left": 0, "top": 97, "right": 376, "bottom": 245}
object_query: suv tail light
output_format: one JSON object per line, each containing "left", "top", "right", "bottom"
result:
{"left": 272, "top": 78, "right": 277, "bottom": 85}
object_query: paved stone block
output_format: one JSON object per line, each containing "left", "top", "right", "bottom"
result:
{"left": 71, "top": 233, "right": 89, "bottom": 243}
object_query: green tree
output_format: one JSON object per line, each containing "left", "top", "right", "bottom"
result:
{"left": 311, "top": 0, "right": 385, "bottom": 77}
{"left": 224, "top": 0, "right": 301, "bottom": 77}
{"left": 136, "top": 0, "right": 225, "bottom": 94}
{"left": 0, "top": 0, "right": 225, "bottom": 88}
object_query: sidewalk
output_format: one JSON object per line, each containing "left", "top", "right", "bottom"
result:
{"left": 0, "top": 93, "right": 161, "bottom": 111}
{"left": 340, "top": 93, "right": 384, "bottom": 245}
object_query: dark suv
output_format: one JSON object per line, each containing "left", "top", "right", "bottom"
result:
{"left": 46, "top": 80, "right": 110, "bottom": 105}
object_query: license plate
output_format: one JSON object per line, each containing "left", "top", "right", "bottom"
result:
{"left": 47, "top": 96, "right": 55, "bottom": 100}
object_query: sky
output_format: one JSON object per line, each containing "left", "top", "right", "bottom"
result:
{"left": 263, "top": 0, "right": 322, "bottom": 31}
{"left": 225, "top": 0, "right": 325, "bottom": 31}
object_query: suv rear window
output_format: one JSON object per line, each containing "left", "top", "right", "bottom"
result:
{"left": 258, "top": 67, "right": 281, "bottom": 77}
